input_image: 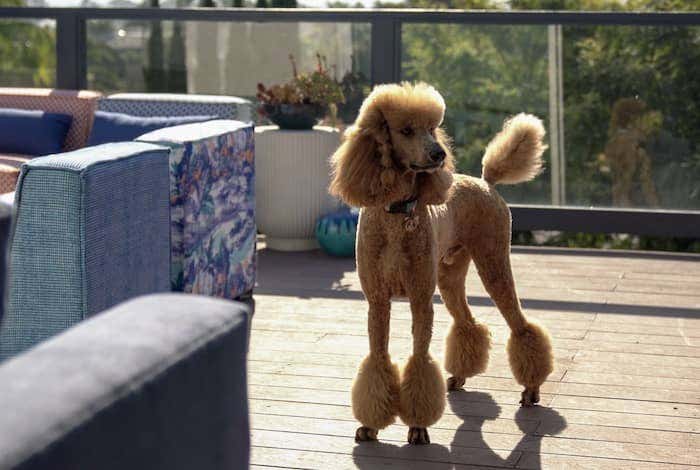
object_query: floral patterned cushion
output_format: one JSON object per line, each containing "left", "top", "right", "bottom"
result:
{"left": 138, "top": 120, "right": 256, "bottom": 299}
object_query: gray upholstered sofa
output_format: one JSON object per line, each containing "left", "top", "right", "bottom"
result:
{"left": 0, "top": 203, "right": 251, "bottom": 469}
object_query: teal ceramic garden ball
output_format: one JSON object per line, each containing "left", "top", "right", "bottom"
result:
{"left": 315, "top": 207, "right": 359, "bottom": 257}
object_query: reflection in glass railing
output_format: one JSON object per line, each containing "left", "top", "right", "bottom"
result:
{"left": 86, "top": 20, "right": 372, "bottom": 124}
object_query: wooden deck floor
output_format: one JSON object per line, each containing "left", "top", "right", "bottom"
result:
{"left": 249, "top": 244, "right": 700, "bottom": 469}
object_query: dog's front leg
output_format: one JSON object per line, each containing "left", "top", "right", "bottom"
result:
{"left": 352, "top": 297, "right": 400, "bottom": 442}
{"left": 398, "top": 294, "right": 446, "bottom": 445}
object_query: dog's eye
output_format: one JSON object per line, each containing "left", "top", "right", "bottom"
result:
{"left": 400, "top": 127, "right": 414, "bottom": 137}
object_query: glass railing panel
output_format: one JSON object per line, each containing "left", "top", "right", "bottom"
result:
{"left": 562, "top": 24, "right": 700, "bottom": 211}
{"left": 86, "top": 20, "right": 372, "bottom": 124}
{"left": 402, "top": 22, "right": 700, "bottom": 211}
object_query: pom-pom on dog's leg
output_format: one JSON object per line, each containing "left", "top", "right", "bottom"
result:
{"left": 438, "top": 249, "right": 491, "bottom": 391}
{"left": 473, "top": 246, "right": 553, "bottom": 407}
{"left": 352, "top": 299, "right": 400, "bottom": 441}
{"left": 507, "top": 320, "right": 553, "bottom": 406}
{"left": 398, "top": 295, "right": 446, "bottom": 444}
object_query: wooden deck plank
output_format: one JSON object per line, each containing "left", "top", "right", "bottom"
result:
{"left": 250, "top": 247, "right": 700, "bottom": 469}
{"left": 250, "top": 414, "right": 700, "bottom": 466}
{"left": 249, "top": 399, "right": 695, "bottom": 448}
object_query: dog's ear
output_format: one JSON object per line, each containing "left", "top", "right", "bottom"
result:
{"left": 329, "top": 124, "right": 399, "bottom": 207}
{"left": 329, "top": 103, "right": 412, "bottom": 208}
{"left": 416, "top": 127, "right": 455, "bottom": 204}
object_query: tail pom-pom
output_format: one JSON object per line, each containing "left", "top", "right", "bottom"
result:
{"left": 482, "top": 113, "right": 546, "bottom": 185}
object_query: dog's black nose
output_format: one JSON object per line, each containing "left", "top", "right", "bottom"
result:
{"left": 429, "top": 144, "right": 446, "bottom": 163}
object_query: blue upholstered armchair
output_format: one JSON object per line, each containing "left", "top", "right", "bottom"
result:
{"left": 0, "top": 142, "right": 172, "bottom": 360}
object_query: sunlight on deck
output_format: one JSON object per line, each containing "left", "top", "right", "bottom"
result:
{"left": 249, "top": 245, "right": 700, "bottom": 469}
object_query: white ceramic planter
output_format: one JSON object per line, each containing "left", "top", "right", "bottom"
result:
{"left": 255, "top": 125, "right": 341, "bottom": 251}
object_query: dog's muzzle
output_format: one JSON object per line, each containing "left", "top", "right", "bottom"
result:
{"left": 410, "top": 143, "right": 446, "bottom": 172}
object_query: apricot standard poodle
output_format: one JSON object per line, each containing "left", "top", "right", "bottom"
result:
{"left": 329, "top": 83, "right": 554, "bottom": 445}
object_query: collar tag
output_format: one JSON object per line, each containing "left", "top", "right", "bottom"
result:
{"left": 404, "top": 214, "right": 419, "bottom": 232}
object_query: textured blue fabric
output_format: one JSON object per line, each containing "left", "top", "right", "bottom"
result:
{"left": 0, "top": 142, "right": 172, "bottom": 360}
{"left": 98, "top": 93, "right": 253, "bottom": 123}
{"left": 0, "top": 205, "right": 11, "bottom": 324}
{"left": 87, "top": 111, "right": 217, "bottom": 146}
{"left": 0, "top": 107, "right": 72, "bottom": 156}
{"left": 0, "top": 294, "right": 250, "bottom": 470}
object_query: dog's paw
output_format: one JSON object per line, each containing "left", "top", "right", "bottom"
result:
{"left": 355, "top": 426, "right": 378, "bottom": 442}
{"left": 407, "top": 427, "right": 430, "bottom": 445}
{"left": 447, "top": 376, "right": 465, "bottom": 391}
{"left": 520, "top": 386, "right": 540, "bottom": 407}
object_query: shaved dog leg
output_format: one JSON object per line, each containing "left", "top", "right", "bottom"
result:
{"left": 472, "top": 247, "right": 553, "bottom": 407}
{"left": 438, "top": 250, "right": 491, "bottom": 391}
{"left": 399, "top": 295, "right": 445, "bottom": 445}
{"left": 352, "top": 297, "right": 400, "bottom": 441}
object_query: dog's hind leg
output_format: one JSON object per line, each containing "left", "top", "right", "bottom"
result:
{"left": 471, "top": 245, "right": 553, "bottom": 407}
{"left": 352, "top": 297, "right": 400, "bottom": 442}
{"left": 398, "top": 293, "right": 446, "bottom": 445}
{"left": 438, "top": 248, "right": 491, "bottom": 391}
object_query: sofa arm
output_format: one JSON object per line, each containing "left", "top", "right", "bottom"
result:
{"left": 0, "top": 142, "right": 172, "bottom": 360}
{"left": 0, "top": 293, "right": 250, "bottom": 470}
{"left": 138, "top": 120, "right": 256, "bottom": 300}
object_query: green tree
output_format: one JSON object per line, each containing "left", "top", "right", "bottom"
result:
{"left": 167, "top": 21, "right": 188, "bottom": 92}
{"left": 143, "top": 0, "right": 167, "bottom": 92}
{"left": 0, "top": 0, "right": 55, "bottom": 87}
{"left": 402, "top": 0, "right": 551, "bottom": 203}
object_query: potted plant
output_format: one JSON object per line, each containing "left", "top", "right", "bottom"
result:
{"left": 257, "top": 54, "right": 345, "bottom": 130}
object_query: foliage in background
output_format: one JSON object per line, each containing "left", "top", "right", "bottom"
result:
{"left": 513, "top": 230, "right": 700, "bottom": 253}
{"left": 402, "top": 20, "right": 551, "bottom": 204}
{"left": 143, "top": 0, "right": 167, "bottom": 92}
{"left": 0, "top": 0, "right": 55, "bottom": 87}
{"left": 401, "top": 0, "right": 700, "bottom": 211}
{"left": 167, "top": 20, "right": 188, "bottom": 92}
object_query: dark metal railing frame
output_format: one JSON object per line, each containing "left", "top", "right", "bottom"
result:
{"left": 1, "top": 7, "right": 700, "bottom": 237}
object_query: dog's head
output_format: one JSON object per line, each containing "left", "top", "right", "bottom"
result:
{"left": 329, "top": 82, "right": 454, "bottom": 208}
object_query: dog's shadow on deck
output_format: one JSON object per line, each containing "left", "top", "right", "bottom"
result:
{"left": 351, "top": 391, "right": 567, "bottom": 469}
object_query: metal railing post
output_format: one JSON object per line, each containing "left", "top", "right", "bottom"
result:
{"left": 55, "top": 11, "right": 87, "bottom": 90}
{"left": 547, "top": 24, "right": 565, "bottom": 205}
{"left": 370, "top": 17, "right": 401, "bottom": 85}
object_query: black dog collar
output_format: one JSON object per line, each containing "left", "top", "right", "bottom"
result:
{"left": 385, "top": 197, "right": 418, "bottom": 214}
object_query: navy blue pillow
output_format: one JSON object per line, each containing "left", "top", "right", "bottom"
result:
{"left": 0, "top": 108, "right": 73, "bottom": 156}
{"left": 88, "top": 111, "right": 218, "bottom": 146}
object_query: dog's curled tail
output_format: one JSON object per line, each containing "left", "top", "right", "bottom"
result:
{"left": 481, "top": 113, "right": 547, "bottom": 185}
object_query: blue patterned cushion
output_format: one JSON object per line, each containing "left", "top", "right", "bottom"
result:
{"left": 0, "top": 142, "right": 172, "bottom": 360}
{"left": 99, "top": 93, "right": 253, "bottom": 123}
{"left": 138, "top": 120, "right": 256, "bottom": 299}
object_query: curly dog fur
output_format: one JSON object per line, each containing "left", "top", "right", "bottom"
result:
{"left": 330, "top": 82, "right": 554, "bottom": 444}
